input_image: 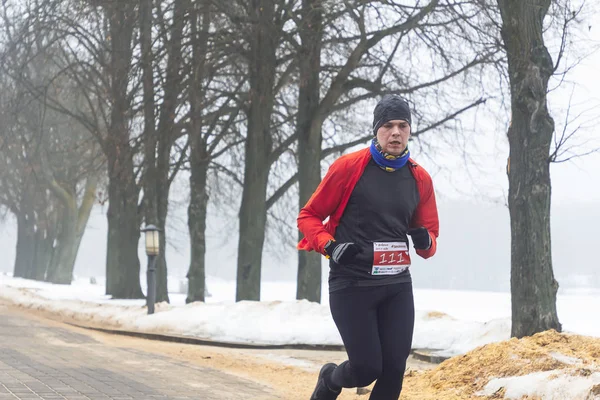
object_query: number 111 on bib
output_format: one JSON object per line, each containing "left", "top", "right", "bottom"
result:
{"left": 372, "top": 242, "right": 411, "bottom": 275}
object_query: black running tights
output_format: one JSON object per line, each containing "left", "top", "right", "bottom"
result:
{"left": 327, "top": 283, "right": 415, "bottom": 400}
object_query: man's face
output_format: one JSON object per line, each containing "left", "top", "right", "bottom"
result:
{"left": 376, "top": 119, "right": 411, "bottom": 156}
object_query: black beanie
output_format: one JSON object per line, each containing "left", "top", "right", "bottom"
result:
{"left": 372, "top": 95, "right": 411, "bottom": 135}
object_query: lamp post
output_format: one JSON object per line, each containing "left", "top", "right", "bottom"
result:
{"left": 142, "top": 224, "right": 160, "bottom": 315}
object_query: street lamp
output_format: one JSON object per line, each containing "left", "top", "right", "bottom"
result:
{"left": 144, "top": 224, "right": 160, "bottom": 256}
{"left": 142, "top": 224, "right": 160, "bottom": 314}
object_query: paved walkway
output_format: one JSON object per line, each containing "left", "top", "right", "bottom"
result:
{"left": 0, "top": 305, "right": 279, "bottom": 400}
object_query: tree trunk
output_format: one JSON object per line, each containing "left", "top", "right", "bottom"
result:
{"left": 296, "top": 0, "right": 324, "bottom": 303}
{"left": 14, "top": 185, "right": 57, "bottom": 282}
{"left": 14, "top": 209, "right": 36, "bottom": 279}
{"left": 46, "top": 198, "right": 77, "bottom": 284}
{"left": 104, "top": 2, "right": 143, "bottom": 299}
{"left": 497, "top": 0, "right": 561, "bottom": 338}
{"left": 155, "top": 194, "right": 169, "bottom": 303}
{"left": 105, "top": 159, "right": 143, "bottom": 298}
{"left": 146, "top": 0, "right": 185, "bottom": 304}
{"left": 33, "top": 225, "right": 54, "bottom": 281}
{"left": 236, "top": 0, "right": 277, "bottom": 302}
{"left": 186, "top": 3, "right": 211, "bottom": 304}
{"left": 140, "top": 0, "right": 167, "bottom": 303}
{"left": 187, "top": 155, "right": 209, "bottom": 303}
{"left": 43, "top": 176, "right": 96, "bottom": 284}
{"left": 73, "top": 176, "right": 98, "bottom": 260}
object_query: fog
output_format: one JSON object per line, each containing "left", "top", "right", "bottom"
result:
{"left": 1, "top": 189, "right": 598, "bottom": 294}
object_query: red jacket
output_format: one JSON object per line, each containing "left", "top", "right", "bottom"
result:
{"left": 297, "top": 147, "right": 439, "bottom": 259}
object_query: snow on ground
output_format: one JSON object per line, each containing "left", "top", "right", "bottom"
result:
{"left": 0, "top": 273, "right": 516, "bottom": 353}
{"left": 2, "top": 273, "right": 599, "bottom": 356}
{"left": 478, "top": 370, "right": 600, "bottom": 400}
{"left": 4, "top": 274, "right": 600, "bottom": 399}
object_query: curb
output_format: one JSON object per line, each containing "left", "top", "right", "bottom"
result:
{"left": 65, "top": 322, "right": 346, "bottom": 351}
{"left": 67, "top": 321, "right": 447, "bottom": 364}
{"left": 2, "top": 298, "right": 447, "bottom": 363}
{"left": 411, "top": 349, "right": 450, "bottom": 364}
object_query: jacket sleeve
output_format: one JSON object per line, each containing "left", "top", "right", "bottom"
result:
{"left": 411, "top": 169, "right": 439, "bottom": 259}
{"left": 297, "top": 159, "right": 346, "bottom": 254}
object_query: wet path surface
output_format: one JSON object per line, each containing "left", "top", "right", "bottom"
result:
{"left": 0, "top": 305, "right": 278, "bottom": 400}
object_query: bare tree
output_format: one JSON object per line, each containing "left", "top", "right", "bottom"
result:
{"left": 186, "top": 0, "right": 212, "bottom": 303}
{"left": 0, "top": 95, "right": 99, "bottom": 284}
{"left": 32, "top": 99, "right": 101, "bottom": 284}
{"left": 185, "top": 1, "right": 244, "bottom": 303}
{"left": 101, "top": 2, "right": 145, "bottom": 298}
{"left": 497, "top": 0, "right": 561, "bottom": 337}
{"left": 0, "top": 3, "right": 102, "bottom": 284}
{"left": 295, "top": 0, "right": 324, "bottom": 303}
{"left": 140, "top": 0, "right": 188, "bottom": 303}
{"left": 209, "top": 0, "right": 288, "bottom": 302}
{"left": 5, "top": 0, "right": 144, "bottom": 298}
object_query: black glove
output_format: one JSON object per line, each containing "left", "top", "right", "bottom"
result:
{"left": 407, "top": 227, "right": 431, "bottom": 250}
{"left": 324, "top": 240, "right": 361, "bottom": 264}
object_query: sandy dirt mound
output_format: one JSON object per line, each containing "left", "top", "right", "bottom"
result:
{"left": 398, "top": 330, "right": 600, "bottom": 400}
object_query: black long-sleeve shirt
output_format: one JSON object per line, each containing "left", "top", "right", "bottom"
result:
{"left": 329, "top": 159, "right": 420, "bottom": 292}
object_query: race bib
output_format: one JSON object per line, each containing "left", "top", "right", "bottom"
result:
{"left": 372, "top": 242, "right": 411, "bottom": 275}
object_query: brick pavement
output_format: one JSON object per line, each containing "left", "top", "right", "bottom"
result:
{"left": 0, "top": 305, "right": 279, "bottom": 400}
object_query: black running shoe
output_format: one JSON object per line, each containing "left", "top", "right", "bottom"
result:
{"left": 309, "top": 363, "right": 341, "bottom": 400}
